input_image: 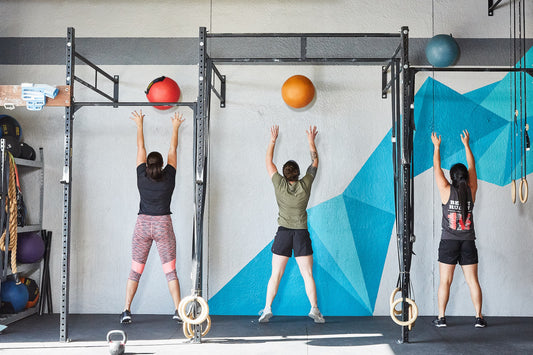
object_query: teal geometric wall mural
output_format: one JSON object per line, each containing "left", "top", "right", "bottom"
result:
{"left": 209, "top": 47, "right": 533, "bottom": 316}
{"left": 415, "top": 47, "right": 533, "bottom": 185}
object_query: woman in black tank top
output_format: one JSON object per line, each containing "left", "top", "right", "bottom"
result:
{"left": 431, "top": 130, "right": 486, "bottom": 328}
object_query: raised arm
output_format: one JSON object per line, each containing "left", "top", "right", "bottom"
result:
{"left": 306, "top": 126, "right": 318, "bottom": 168}
{"left": 266, "top": 125, "right": 279, "bottom": 178}
{"left": 432, "top": 132, "right": 450, "bottom": 204}
{"left": 130, "top": 110, "right": 147, "bottom": 166}
{"left": 167, "top": 111, "right": 185, "bottom": 169}
{"left": 461, "top": 129, "right": 477, "bottom": 201}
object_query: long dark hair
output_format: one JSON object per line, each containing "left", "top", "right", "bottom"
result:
{"left": 146, "top": 151, "right": 164, "bottom": 181}
{"left": 283, "top": 160, "right": 300, "bottom": 182}
{"left": 450, "top": 163, "right": 469, "bottom": 218}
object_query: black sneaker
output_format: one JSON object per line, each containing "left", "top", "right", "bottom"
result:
{"left": 120, "top": 310, "right": 132, "bottom": 324}
{"left": 475, "top": 317, "right": 487, "bottom": 328}
{"left": 173, "top": 310, "right": 183, "bottom": 323}
{"left": 432, "top": 316, "right": 447, "bottom": 327}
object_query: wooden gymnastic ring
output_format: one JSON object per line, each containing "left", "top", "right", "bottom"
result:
{"left": 178, "top": 295, "right": 209, "bottom": 325}
{"left": 511, "top": 179, "right": 516, "bottom": 204}
{"left": 389, "top": 288, "right": 402, "bottom": 316}
{"left": 183, "top": 321, "right": 193, "bottom": 339}
{"left": 519, "top": 178, "right": 528, "bottom": 203}
{"left": 183, "top": 315, "right": 211, "bottom": 339}
{"left": 408, "top": 304, "right": 414, "bottom": 330}
{"left": 390, "top": 298, "right": 418, "bottom": 327}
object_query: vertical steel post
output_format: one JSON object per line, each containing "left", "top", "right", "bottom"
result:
{"left": 60, "top": 27, "right": 75, "bottom": 343}
{"left": 38, "top": 148, "right": 44, "bottom": 227}
{"left": 398, "top": 26, "right": 414, "bottom": 344}
{"left": 191, "top": 26, "right": 209, "bottom": 344}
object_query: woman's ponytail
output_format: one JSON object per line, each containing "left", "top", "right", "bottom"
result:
{"left": 456, "top": 180, "right": 468, "bottom": 218}
{"left": 450, "top": 163, "right": 469, "bottom": 219}
{"left": 146, "top": 151, "right": 164, "bottom": 181}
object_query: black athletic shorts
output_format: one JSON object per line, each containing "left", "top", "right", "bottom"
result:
{"left": 271, "top": 226, "right": 313, "bottom": 257}
{"left": 438, "top": 239, "right": 478, "bottom": 265}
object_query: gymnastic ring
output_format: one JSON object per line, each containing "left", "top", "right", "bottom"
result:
{"left": 519, "top": 178, "right": 528, "bottom": 203}
{"left": 183, "top": 315, "right": 211, "bottom": 339}
{"left": 389, "top": 288, "right": 402, "bottom": 316}
{"left": 183, "top": 322, "right": 193, "bottom": 339}
{"left": 178, "top": 295, "right": 209, "bottom": 325}
{"left": 390, "top": 298, "right": 418, "bottom": 327}
{"left": 408, "top": 304, "right": 414, "bottom": 331}
{"left": 511, "top": 179, "right": 516, "bottom": 204}
{"left": 390, "top": 290, "right": 415, "bottom": 328}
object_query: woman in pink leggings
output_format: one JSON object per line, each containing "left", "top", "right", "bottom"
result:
{"left": 120, "top": 109, "right": 185, "bottom": 324}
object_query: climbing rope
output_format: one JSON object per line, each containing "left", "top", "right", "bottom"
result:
{"left": 0, "top": 153, "right": 18, "bottom": 274}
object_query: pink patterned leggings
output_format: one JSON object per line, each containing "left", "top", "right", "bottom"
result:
{"left": 129, "top": 214, "right": 178, "bottom": 282}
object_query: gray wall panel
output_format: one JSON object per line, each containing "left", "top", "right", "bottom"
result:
{"left": 1, "top": 37, "right": 532, "bottom": 66}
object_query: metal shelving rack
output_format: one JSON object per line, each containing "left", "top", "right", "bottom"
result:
{"left": 0, "top": 142, "right": 44, "bottom": 325}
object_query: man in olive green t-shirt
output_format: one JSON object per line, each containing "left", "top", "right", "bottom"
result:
{"left": 258, "top": 125, "right": 325, "bottom": 324}
{"left": 272, "top": 163, "right": 316, "bottom": 229}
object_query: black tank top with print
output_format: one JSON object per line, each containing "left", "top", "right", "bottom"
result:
{"left": 441, "top": 185, "right": 475, "bottom": 240}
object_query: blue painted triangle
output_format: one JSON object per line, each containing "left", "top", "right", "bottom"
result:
{"left": 273, "top": 246, "right": 372, "bottom": 316}
{"left": 476, "top": 125, "right": 510, "bottom": 186}
{"left": 271, "top": 258, "right": 310, "bottom": 315}
{"left": 308, "top": 196, "right": 371, "bottom": 310}
{"left": 413, "top": 77, "right": 436, "bottom": 121}
{"left": 477, "top": 75, "right": 533, "bottom": 121}
{"left": 342, "top": 195, "right": 395, "bottom": 312}
{"left": 311, "top": 262, "right": 373, "bottom": 316}
{"left": 310, "top": 231, "right": 371, "bottom": 313}
{"left": 344, "top": 130, "right": 395, "bottom": 215}
{"left": 464, "top": 81, "right": 499, "bottom": 103}
{"left": 477, "top": 47, "right": 533, "bottom": 121}
{"left": 208, "top": 242, "right": 273, "bottom": 315}
{"left": 273, "top": 240, "right": 371, "bottom": 316}
{"left": 413, "top": 78, "right": 508, "bottom": 179}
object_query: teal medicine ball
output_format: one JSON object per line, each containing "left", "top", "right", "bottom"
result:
{"left": 425, "top": 34, "right": 459, "bottom": 68}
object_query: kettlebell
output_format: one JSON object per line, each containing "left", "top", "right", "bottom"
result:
{"left": 107, "top": 330, "right": 127, "bottom": 355}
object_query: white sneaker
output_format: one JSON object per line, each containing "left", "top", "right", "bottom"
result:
{"left": 308, "top": 307, "right": 325, "bottom": 323}
{"left": 258, "top": 308, "right": 273, "bottom": 323}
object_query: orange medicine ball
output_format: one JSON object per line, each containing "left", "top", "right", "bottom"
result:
{"left": 281, "top": 75, "right": 315, "bottom": 109}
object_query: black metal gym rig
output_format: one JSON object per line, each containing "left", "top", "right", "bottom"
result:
{"left": 59, "top": 20, "right": 531, "bottom": 344}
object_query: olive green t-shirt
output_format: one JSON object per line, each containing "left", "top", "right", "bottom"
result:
{"left": 272, "top": 166, "right": 316, "bottom": 229}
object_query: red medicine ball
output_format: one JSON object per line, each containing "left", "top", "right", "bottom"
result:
{"left": 145, "top": 76, "right": 181, "bottom": 110}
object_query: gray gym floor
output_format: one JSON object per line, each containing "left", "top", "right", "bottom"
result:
{"left": 1, "top": 314, "right": 532, "bottom": 354}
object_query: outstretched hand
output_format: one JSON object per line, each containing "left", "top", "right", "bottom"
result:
{"left": 431, "top": 132, "right": 441, "bottom": 147}
{"left": 306, "top": 125, "right": 318, "bottom": 143}
{"left": 271, "top": 125, "right": 279, "bottom": 142}
{"left": 172, "top": 111, "right": 185, "bottom": 128}
{"left": 460, "top": 129, "right": 470, "bottom": 146}
{"left": 130, "top": 110, "right": 145, "bottom": 126}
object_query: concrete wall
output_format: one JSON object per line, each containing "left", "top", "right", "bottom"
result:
{"left": 1, "top": 0, "right": 532, "bottom": 317}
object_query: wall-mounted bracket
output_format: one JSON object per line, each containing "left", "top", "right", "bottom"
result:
{"left": 488, "top": 0, "right": 503, "bottom": 16}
